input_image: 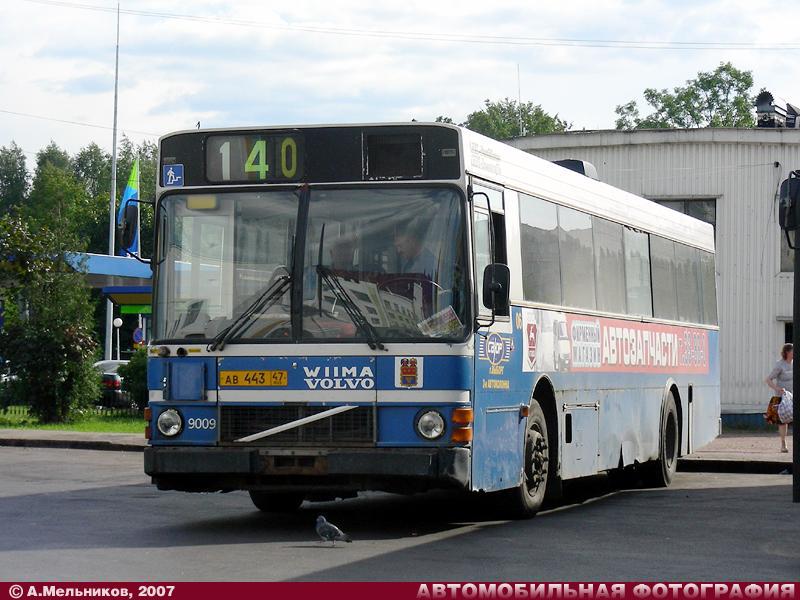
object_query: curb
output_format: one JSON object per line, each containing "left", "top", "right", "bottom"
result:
{"left": 0, "top": 438, "right": 145, "bottom": 453}
{"left": 678, "top": 458, "right": 792, "bottom": 475}
{"left": 0, "top": 438, "right": 793, "bottom": 475}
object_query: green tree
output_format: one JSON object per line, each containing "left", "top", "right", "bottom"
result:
{"left": 0, "top": 214, "right": 99, "bottom": 422}
{"left": 73, "top": 143, "right": 115, "bottom": 254}
{"left": 24, "top": 162, "right": 95, "bottom": 251}
{"left": 0, "top": 142, "right": 28, "bottom": 213}
{"left": 73, "top": 142, "right": 111, "bottom": 200}
{"left": 442, "top": 98, "right": 569, "bottom": 140}
{"left": 615, "top": 62, "right": 755, "bottom": 130}
{"left": 36, "top": 141, "right": 72, "bottom": 172}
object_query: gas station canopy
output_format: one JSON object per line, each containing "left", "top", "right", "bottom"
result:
{"left": 66, "top": 253, "right": 152, "bottom": 313}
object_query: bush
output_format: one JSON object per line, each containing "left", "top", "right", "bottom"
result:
{"left": 118, "top": 347, "right": 148, "bottom": 410}
{"left": 1, "top": 320, "right": 99, "bottom": 422}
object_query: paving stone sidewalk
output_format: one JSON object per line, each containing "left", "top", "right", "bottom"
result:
{"left": 692, "top": 431, "right": 792, "bottom": 461}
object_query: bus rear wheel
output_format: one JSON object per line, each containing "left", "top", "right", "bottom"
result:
{"left": 643, "top": 391, "right": 679, "bottom": 488}
{"left": 248, "top": 491, "right": 305, "bottom": 512}
{"left": 499, "top": 399, "right": 550, "bottom": 518}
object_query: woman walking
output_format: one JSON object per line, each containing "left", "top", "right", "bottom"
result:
{"left": 764, "top": 343, "right": 792, "bottom": 453}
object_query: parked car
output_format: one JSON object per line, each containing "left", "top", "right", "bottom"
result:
{"left": 92, "top": 360, "right": 130, "bottom": 408}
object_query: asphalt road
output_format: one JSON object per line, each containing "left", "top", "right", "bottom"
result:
{"left": 0, "top": 447, "right": 797, "bottom": 581}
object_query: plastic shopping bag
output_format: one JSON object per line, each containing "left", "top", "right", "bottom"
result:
{"left": 778, "top": 390, "right": 794, "bottom": 424}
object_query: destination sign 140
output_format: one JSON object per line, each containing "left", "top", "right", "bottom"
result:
{"left": 205, "top": 133, "right": 304, "bottom": 183}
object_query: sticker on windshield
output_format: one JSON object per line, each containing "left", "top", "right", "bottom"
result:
{"left": 418, "top": 306, "right": 463, "bottom": 338}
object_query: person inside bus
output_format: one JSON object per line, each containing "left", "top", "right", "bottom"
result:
{"left": 329, "top": 237, "right": 358, "bottom": 272}
{"left": 393, "top": 218, "right": 436, "bottom": 278}
{"left": 764, "top": 342, "right": 793, "bottom": 453}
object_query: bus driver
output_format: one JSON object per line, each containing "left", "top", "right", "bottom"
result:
{"left": 394, "top": 218, "right": 436, "bottom": 278}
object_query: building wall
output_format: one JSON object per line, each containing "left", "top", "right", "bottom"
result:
{"left": 508, "top": 128, "right": 800, "bottom": 415}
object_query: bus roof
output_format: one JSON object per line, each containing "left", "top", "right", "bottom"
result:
{"left": 459, "top": 126, "right": 715, "bottom": 253}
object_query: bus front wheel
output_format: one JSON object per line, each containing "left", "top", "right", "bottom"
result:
{"left": 249, "top": 491, "right": 305, "bottom": 513}
{"left": 499, "top": 398, "right": 551, "bottom": 518}
{"left": 643, "top": 391, "right": 679, "bottom": 488}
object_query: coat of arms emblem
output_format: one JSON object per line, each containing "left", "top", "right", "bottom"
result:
{"left": 399, "top": 358, "right": 419, "bottom": 388}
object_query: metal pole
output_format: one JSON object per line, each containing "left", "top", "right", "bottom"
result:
{"left": 116, "top": 325, "right": 120, "bottom": 361}
{"left": 136, "top": 152, "right": 141, "bottom": 256}
{"left": 794, "top": 227, "right": 799, "bottom": 502}
{"left": 104, "top": 3, "right": 120, "bottom": 360}
{"left": 517, "top": 63, "right": 523, "bottom": 137}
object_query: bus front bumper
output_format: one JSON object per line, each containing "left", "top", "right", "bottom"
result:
{"left": 144, "top": 446, "right": 471, "bottom": 493}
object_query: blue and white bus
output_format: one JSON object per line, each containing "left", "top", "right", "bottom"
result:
{"left": 142, "top": 123, "right": 719, "bottom": 516}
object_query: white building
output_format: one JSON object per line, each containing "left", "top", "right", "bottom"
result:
{"left": 509, "top": 128, "right": 800, "bottom": 425}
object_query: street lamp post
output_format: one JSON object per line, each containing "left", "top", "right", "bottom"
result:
{"left": 113, "top": 317, "right": 123, "bottom": 361}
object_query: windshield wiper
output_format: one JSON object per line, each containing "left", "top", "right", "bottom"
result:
{"left": 316, "top": 265, "right": 386, "bottom": 351}
{"left": 207, "top": 275, "right": 292, "bottom": 351}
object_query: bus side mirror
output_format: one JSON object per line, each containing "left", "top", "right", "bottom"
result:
{"left": 118, "top": 201, "right": 139, "bottom": 251}
{"left": 779, "top": 173, "right": 800, "bottom": 232}
{"left": 482, "top": 263, "right": 510, "bottom": 313}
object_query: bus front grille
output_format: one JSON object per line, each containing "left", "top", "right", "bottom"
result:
{"left": 219, "top": 406, "right": 374, "bottom": 446}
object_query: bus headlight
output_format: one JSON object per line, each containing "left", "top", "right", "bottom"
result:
{"left": 416, "top": 410, "right": 445, "bottom": 440}
{"left": 157, "top": 409, "right": 183, "bottom": 437}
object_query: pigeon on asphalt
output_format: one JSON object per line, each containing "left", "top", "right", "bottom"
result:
{"left": 315, "top": 515, "right": 352, "bottom": 546}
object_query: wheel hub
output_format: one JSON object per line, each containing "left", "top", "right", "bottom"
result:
{"left": 525, "top": 426, "right": 548, "bottom": 494}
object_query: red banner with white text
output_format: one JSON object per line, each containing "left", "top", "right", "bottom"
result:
{"left": 2, "top": 582, "right": 796, "bottom": 600}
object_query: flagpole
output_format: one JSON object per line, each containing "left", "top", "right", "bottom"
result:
{"left": 136, "top": 153, "right": 141, "bottom": 256}
{"left": 105, "top": 2, "right": 120, "bottom": 361}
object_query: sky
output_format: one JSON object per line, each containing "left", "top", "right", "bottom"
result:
{"left": 2, "top": 0, "right": 800, "bottom": 161}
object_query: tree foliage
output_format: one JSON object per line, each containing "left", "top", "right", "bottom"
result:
{"left": 0, "top": 142, "right": 28, "bottom": 213}
{"left": 36, "top": 141, "right": 72, "bottom": 172}
{"left": 438, "top": 98, "right": 569, "bottom": 140}
{"left": 0, "top": 214, "right": 99, "bottom": 422}
{"left": 25, "top": 162, "right": 96, "bottom": 250}
{"left": 9, "top": 137, "right": 158, "bottom": 256}
{"left": 615, "top": 62, "right": 755, "bottom": 130}
{"left": 73, "top": 142, "right": 111, "bottom": 200}
{"left": 0, "top": 134, "right": 160, "bottom": 421}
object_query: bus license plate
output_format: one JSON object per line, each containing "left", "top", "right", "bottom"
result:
{"left": 219, "top": 370, "right": 288, "bottom": 387}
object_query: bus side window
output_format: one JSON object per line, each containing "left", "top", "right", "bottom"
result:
{"left": 519, "top": 194, "right": 562, "bottom": 306}
{"left": 650, "top": 235, "right": 679, "bottom": 321}
{"left": 491, "top": 211, "right": 507, "bottom": 265}
{"left": 474, "top": 210, "right": 492, "bottom": 317}
{"left": 699, "top": 250, "right": 717, "bottom": 325}
{"left": 675, "top": 243, "right": 702, "bottom": 324}
{"left": 623, "top": 227, "right": 653, "bottom": 318}
{"left": 473, "top": 181, "right": 508, "bottom": 317}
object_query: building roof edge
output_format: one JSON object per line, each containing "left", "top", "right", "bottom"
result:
{"left": 508, "top": 127, "right": 800, "bottom": 150}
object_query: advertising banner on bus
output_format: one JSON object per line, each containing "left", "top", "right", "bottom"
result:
{"left": 520, "top": 308, "right": 709, "bottom": 375}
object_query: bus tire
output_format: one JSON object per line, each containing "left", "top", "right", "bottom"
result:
{"left": 499, "top": 398, "right": 551, "bottom": 518}
{"left": 643, "top": 391, "right": 679, "bottom": 488}
{"left": 248, "top": 491, "right": 304, "bottom": 512}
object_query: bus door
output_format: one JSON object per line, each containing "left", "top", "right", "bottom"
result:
{"left": 469, "top": 182, "right": 521, "bottom": 492}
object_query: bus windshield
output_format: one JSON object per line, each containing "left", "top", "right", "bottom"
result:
{"left": 155, "top": 187, "right": 468, "bottom": 343}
